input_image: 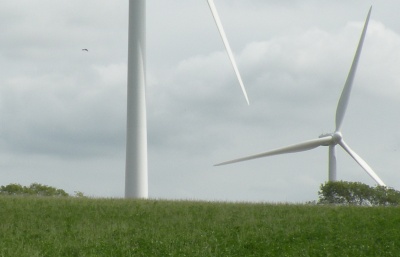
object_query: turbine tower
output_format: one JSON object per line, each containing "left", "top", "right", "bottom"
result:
{"left": 126, "top": 0, "right": 249, "bottom": 198}
{"left": 125, "top": 0, "right": 147, "bottom": 198}
{"left": 215, "top": 7, "right": 386, "bottom": 187}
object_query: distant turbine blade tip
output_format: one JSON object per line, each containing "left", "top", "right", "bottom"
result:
{"left": 207, "top": 0, "right": 250, "bottom": 105}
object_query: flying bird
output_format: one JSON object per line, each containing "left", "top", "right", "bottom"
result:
{"left": 82, "top": 49, "right": 88, "bottom": 52}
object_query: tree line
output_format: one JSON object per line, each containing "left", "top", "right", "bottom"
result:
{"left": 318, "top": 181, "right": 400, "bottom": 206}
{"left": 2, "top": 181, "right": 399, "bottom": 205}
{"left": 0, "top": 183, "right": 84, "bottom": 197}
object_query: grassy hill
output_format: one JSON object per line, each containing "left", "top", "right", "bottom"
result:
{"left": 0, "top": 196, "right": 399, "bottom": 256}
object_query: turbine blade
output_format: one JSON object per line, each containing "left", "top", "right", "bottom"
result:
{"left": 207, "top": 0, "right": 250, "bottom": 105}
{"left": 215, "top": 136, "right": 333, "bottom": 166}
{"left": 335, "top": 6, "right": 372, "bottom": 131}
{"left": 339, "top": 140, "right": 386, "bottom": 186}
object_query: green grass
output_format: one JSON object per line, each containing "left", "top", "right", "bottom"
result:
{"left": 0, "top": 196, "right": 399, "bottom": 256}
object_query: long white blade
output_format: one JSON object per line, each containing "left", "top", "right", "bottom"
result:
{"left": 339, "top": 139, "right": 386, "bottom": 186}
{"left": 207, "top": 0, "right": 250, "bottom": 105}
{"left": 215, "top": 136, "right": 333, "bottom": 166}
{"left": 335, "top": 6, "right": 372, "bottom": 131}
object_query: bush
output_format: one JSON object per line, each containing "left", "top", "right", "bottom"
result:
{"left": 0, "top": 183, "right": 69, "bottom": 197}
{"left": 318, "top": 181, "right": 400, "bottom": 206}
{"left": 0, "top": 183, "right": 26, "bottom": 195}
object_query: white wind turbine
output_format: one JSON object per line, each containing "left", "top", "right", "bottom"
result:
{"left": 215, "top": 7, "right": 386, "bottom": 187}
{"left": 126, "top": 0, "right": 249, "bottom": 198}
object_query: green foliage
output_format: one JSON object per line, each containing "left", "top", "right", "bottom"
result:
{"left": 0, "top": 183, "right": 69, "bottom": 197}
{"left": 0, "top": 197, "right": 400, "bottom": 256}
{"left": 74, "top": 191, "right": 86, "bottom": 198}
{"left": 372, "top": 186, "right": 400, "bottom": 206}
{"left": 318, "top": 181, "right": 400, "bottom": 206}
{"left": 0, "top": 183, "right": 26, "bottom": 195}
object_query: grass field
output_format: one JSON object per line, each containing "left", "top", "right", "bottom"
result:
{"left": 0, "top": 196, "right": 399, "bottom": 256}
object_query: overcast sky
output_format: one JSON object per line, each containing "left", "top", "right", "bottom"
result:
{"left": 1, "top": 0, "right": 399, "bottom": 202}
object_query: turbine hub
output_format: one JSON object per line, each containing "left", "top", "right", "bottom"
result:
{"left": 332, "top": 132, "right": 343, "bottom": 144}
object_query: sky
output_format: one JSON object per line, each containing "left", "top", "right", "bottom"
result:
{"left": 1, "top": 0, "right": 399, "bottom": 203}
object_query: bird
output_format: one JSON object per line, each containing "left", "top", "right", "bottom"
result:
{"left": 82, "top": 49, "right": 88, "bottom": 52}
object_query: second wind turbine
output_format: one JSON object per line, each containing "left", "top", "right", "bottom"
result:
{"left": 215, "top": 7, "right": 386, "bottom": 187}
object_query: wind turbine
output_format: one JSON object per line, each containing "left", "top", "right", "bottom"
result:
{"left": 215, "top": 7, "right": 386, "bottom": 187}
{"left": 126, "top": 0, "right": 250, "bottom": 198}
